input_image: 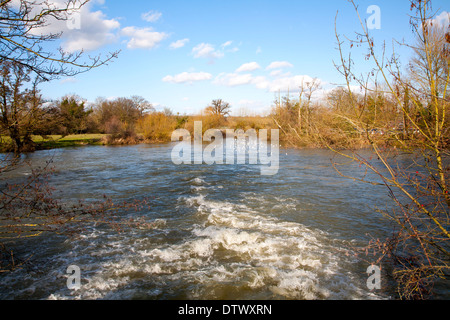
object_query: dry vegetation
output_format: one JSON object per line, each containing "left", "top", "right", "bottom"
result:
{"left": 0, "top": 0, "right": 449, "bottom": 300}
{"left": 327, "top": 0, "right": 450, "bottom": 300}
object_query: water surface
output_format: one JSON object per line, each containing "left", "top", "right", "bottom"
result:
{"left": 0, "top": 144, "right": 405, "bottom": 300}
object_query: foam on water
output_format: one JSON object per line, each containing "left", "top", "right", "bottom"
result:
{"left": 1, "top": 174, "right": 384, "bottom": 300}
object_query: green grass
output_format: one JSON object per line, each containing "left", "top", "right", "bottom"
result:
{"left": 37, "top": 134, "right": 106, "bottom": 149}
{"left": 37, "top": 134, "right": 104, "bottom": 142}
{"left": 0, "top": 134, "right": 106, "bottom": 151}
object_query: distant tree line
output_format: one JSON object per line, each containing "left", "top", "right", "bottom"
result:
{"left": 0, "top": 67, "right": 160, "bottom": 151}
{"left": 0, "top": 68, "right": 244, "bottom": 151}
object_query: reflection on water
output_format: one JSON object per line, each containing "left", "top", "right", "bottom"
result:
{"left": 0, "top": 144, "right": 407, "bottom": 300}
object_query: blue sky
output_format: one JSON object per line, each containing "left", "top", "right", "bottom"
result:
{"left": 38, "top": 0, "right": 450, "bottom": 115}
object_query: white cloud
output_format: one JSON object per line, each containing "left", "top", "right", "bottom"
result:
{"left": 214, "top": 73, "right": 254, "bottom": 87}
{"left": 142, "top": 10, "right": 162, "bottom": 23}
{"left": 270, "top": 69, "right": 292, "bottom": 78}
{"left": 122, "top": 26, "right": 168, "bottom": 49}
{"left": 169, "top": 38, "right": 190, "bottom": 49}
{"left": 428, "top": 11, "right": 450, "bottom": 29}
{"left": 213, "top": 73, "right": 271, "bottom": 90}
{"left": 266, "top": 61, "right": 294, "bottom": 70}
{"left": 213, "top": 71, "right": 323, "bottom": 94}
{"left": 221, "top": 41, "right": 233, "bottom": 48}
{"left": 236, "top": 62, "right": 261, "bottom": 73}
{"left": 7, "top": 0, "right": 21, "bottom": 9}
{"left": 234, "top": 100, "right": 270, "bottom": 116}
{"left": 192, "top": 43, "right": 224, "bottom": 59}
{"left": 270, "top": 70, "right": 283, "bottom": 77}
{"left": 163, "top": 72, "right": 213, "bottom": 84}
{"left": 26, "top": 1, "right": 172, "bottom": 52}
{"left": 269, "top": 75, "right": 315, "bottom": 93}
{"left": 251, "top": 76, "right": 271, "bottom": 90}
{"left": 221, "top": 41, "right": 240, "bottom": 53}
{"left": 59, "top": 77, "right": 78, "bottom": 84}
{"left": 29, "top": 1, "right": 121, "bottom": 53}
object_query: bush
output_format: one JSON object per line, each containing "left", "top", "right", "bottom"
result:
{"left": 103, "top": 116, "right": 140, "bottom": 145}
{"left": 136, "top": 112, "right": 177, "bottom": 142}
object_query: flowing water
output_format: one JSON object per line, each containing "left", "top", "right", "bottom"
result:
{"left": 0, "top": 143, "right": 421, "bottom": 300}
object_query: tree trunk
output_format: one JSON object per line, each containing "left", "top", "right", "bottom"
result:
{"left": 9, "top": 127, "right": 23, "bottom": 154}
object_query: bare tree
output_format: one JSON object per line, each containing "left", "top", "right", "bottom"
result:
{"left": 206, "top": 99, "right": 231, "bottom": 117}
{"left": 331, "top": 0, "right": 450, "bottom": 299}
{"left": 0, "top": 0, "right": 119, "bottom": 81}
{"left": 206, "top": 99, "right": 232, "bottom": 118}
{"left": 0, "top": 0, "right": 119, "bottom": 152}
{"left": 408, "top": 16, "right": 450, "bottom": 95}
{"left": 302, "top": 78, "right": 321, "bottom": 136}
{"left": 0, "top": 1, "right": 148, "bottom": 274}
{"left": 131, "top": 95, "right": 155, "bottom": 117}
{"left": 0, "top": 159, "right": 153, "bottom": 272}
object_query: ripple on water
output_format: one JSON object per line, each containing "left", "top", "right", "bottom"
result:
{"left": 0, "top": 145, "right": 394, "bottom": 300}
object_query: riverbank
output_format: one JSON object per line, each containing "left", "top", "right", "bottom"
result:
{"left": 0, "top": 132, "right": 375, "bottom": 153}
{"left": 1, "top": 124, "right": 403, "bottom": 154}
{"left": 0, "top": 134, "right": 106, "bottom": 152}
{"left": 0, "top": 133, "right": 196, "bottom": 153}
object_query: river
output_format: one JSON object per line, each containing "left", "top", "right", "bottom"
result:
{"left": 0, "top": 143, "right": 433, "bottom": 300}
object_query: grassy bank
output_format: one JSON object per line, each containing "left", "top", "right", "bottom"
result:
{"left": 0, "top": 134, "right": 106, "bottom": 152}
{"left": 39, "top": 134, "right": 106, "bottom": 149}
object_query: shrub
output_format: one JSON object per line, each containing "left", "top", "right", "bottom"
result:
{"left": 136, "top": 112, "right": 177, "bottom": 142}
